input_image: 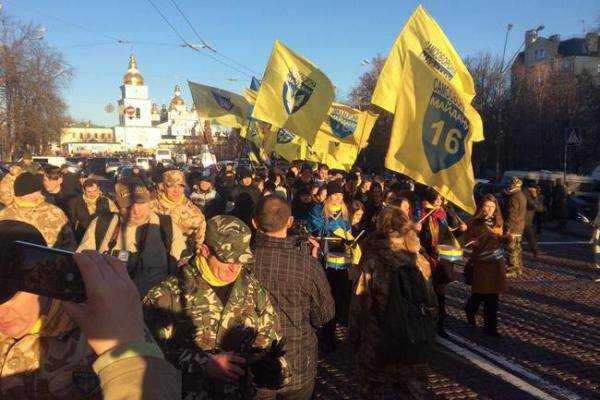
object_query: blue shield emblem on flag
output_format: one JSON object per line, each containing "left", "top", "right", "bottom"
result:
{"left": 277, "top": 129, "right": 295, "bottom": 144}
{"left": 422, "top": 90, "right": 467, "bottom": 173}
{"left": 211, "top": 91, "right": 234, "bottom": 111}
{"left": 328, "top": 110, "right": 357, "bottom": 139}
{"left": 282, "top": 71, "right": 315, "bottom": 115}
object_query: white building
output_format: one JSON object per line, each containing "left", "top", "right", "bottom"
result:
{"left": 113, "top": 54, "right": 162, "bottom": 150}
{"left": 61, "top": 54, "right": 207, "bottom": 154}
{"left": 155, "top": 85, "right": 201, "bottom": 145}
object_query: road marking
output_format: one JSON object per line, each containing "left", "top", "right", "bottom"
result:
{"left": 439, "top": 332, "right": 582, "bottom": 400}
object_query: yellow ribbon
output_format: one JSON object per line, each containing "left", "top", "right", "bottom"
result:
{"left": 330, "top": 204, "right": 342, "bottom": 212}
{"left": 159, "top": 192, "right": 186, "bottom": 207}
{"left": 14, "top": 196, "right": 44, "bottom": 208}
{"left": 196, "top": 256, "right": 239, "bottom": 287}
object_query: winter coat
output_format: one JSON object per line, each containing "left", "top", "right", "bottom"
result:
{"left": 464, "top": 218, "right": 507, "bottom": 294}
{"left": 524, "top": 189, "right": 544, "bottom": 227}
{"left": 503, "top": 190, "right": 527, "bottom": 235}
{"left": 349, "top": 234, "right": 436, "bottom": 368}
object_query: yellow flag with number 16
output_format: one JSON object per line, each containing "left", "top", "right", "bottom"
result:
{"left": 372, "top": 5, "right": 483, "bottom": 214}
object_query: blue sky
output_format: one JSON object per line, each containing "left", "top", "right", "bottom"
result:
{"left": 4, "top": 0, "right": 598, "bottom": 126}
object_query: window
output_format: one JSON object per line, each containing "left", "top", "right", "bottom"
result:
{"left": 135, "top": 108, "right": 141, "bottom": 119}
{"left": 597, "top": 64, "right": 600, "bottom": 74}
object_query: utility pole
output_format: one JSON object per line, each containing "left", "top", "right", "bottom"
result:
{"left": 496, "top": 23, "right": 513, "bottom": 181}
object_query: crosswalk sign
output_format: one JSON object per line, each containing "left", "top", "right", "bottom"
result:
{"left": 565, "top": 127, "right": 582, "bottom": 146}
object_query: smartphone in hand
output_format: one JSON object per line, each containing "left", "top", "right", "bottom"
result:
{"left": 0, "top": 241, "right": 86, "bottom": 302}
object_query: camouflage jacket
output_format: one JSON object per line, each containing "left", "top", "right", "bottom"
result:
{"left": 152, "top": 195, "right": 207, "bottom": 249}
{"left": 0, "top": 300, "right": 99, "bottom": 399}
{"left": 143, "top": 259, "right": 286, "bottom": 400}
{"left": 0, "top": 201, "right": 76, "bottom": 250}
{"left": 0, "top": 169, "right": 19, "bottom": 206}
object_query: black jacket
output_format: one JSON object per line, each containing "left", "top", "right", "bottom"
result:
{"left": 69, "top": 195, "right": 111, "bottom": 241}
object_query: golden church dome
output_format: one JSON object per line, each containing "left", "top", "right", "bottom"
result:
{"left": 169, "top": 84, "right": 185, "bottom": 109}
{"left": 123, "top": 54, "right": 144, "bottom": 86}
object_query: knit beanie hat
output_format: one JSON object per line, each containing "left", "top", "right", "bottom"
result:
{"left": 326, "top": 181, "right": 344, "bottom": 196}
{"left": 14, "top": 172, "right": 43, "bottom": 197}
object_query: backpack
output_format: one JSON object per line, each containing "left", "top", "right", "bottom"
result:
{"left": 377, "top": 252, "right": 438, "bottom": 365}
{"left": 94, "top": 212, "right": 173, "bottom": 255}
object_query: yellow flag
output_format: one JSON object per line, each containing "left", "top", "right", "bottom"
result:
{"left": 372, "top": 5, "right": 484, "bottom": 213}
{"left": 265, "top": 127, "right": 306, "bottom": 162}
{"left": 252, "top": 40, "right": 334, "bottom": 144}
{"left": 188, "top": 81, "right": 251, "bottom": 129}
{"left": 372, "top": 5, "right": 478, "bottom": 120}
{"left": 243, "top": 88, "right": 258, "bottom": 105}
{"left": 317, "top": 103, "right": 378, "bottom": 148}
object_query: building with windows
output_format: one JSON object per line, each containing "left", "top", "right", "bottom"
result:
{"left": 154, "top": 84, "right": 201, "bottom": 145}
{"left": 513, "top": 29, "right": 600, "bottom": 81}
{"left": 60, "top": 122, "right": 122, "bottom": 154}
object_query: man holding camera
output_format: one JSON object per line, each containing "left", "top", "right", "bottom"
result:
{"left": 143, "top": 215, "right": 288, "bottom": 400}
{"left": 0, "top": 221, "right": 181, "bottom": 399}
{"left": 78, "top": 185, "right": 186, "bottom": 297}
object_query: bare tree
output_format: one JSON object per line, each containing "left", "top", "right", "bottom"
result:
{"left": 465, "top": 53, "right": 506, "bottom": 178}
{"left": 347, "top": 56, "right": 394, "bottom": 173}
{"left": 0, "top": 14, "right": 72, "bottom": 161}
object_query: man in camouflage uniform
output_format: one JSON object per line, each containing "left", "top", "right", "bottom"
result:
{"left": 78, "top": 185, "right": 186, "bottom": 298}
{"left": 0, "top": 165, "right": 22, "bottom": 206}
{"left": 144, "top": 215, "right": 288, "bottom": 400}
{"left": 153, "top": 169, "right": 206, "bottom": 255}
{"left": 502, "top": 177, "right": 527, "bottom": 277}
{"left": 0, "top": 221, "right": 99, "bottom": 399}
{"left": 0, "top": 172, "right": 76, "bottom": 250}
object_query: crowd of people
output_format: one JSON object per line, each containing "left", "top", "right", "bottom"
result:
{"left": 0, "top": 153, "right": 572, "bottom": 399}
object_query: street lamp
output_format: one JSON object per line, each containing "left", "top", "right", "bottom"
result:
{"left": 496, "top": 22, "right": 513, "bottom": 181}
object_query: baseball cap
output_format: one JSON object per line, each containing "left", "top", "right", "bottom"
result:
{"left": 163, "top": 169, "right": 186, "bottom": 187}
{"left": 204, "top": 215, "right": 253, "bottom": 264}
{"left": 115, "top": 184, "right": 153, "bottom": 208}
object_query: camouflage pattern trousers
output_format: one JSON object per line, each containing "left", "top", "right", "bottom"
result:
{"left": 505, "top": 235, "right": 522, "bottom": 276}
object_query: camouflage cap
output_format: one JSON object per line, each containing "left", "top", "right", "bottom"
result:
{"left": 115, "top": 184, "right": 153, "bottom": 208}
{"left": 163, "top": 169, "right": 185, "bottom": 187}
{"left": 204, "top": 215, "right": 253, "bottom": 264}
{"left": 130, "top": 185, "right": 153, "bottom": 204}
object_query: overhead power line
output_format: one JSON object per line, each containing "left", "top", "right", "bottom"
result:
{"left": 144, "top": 0, "right": 253, "bottom": 78}
{"left": 168, "top": 0, "right": 260, "bottom": 76}
{"left": 3, "top": 0, "right": 131, "bottom": 45}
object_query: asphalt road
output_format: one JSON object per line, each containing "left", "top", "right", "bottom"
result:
{"left": 316, "top": 227, "right": 600, "bottom": 400}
